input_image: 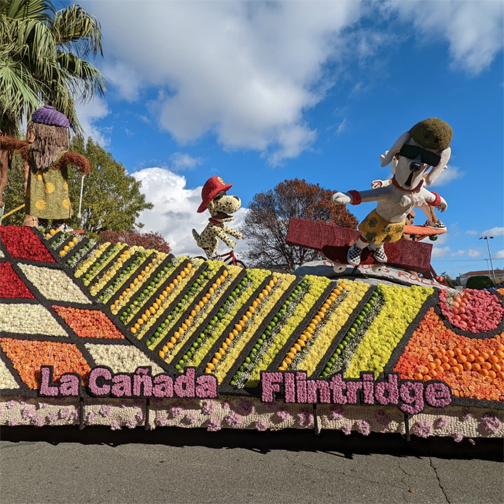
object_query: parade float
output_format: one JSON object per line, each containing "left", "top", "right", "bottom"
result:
{"left": 0, "top": 224, "right": 502, "bottom": 441}
{"left": 1, "top": 115, "right": 503, "bottom": 442}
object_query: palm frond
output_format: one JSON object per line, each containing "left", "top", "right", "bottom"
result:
{"left": 52, "top": 5, "right": 103, "bottom": 58}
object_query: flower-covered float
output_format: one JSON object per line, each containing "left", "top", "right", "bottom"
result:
{"left": 0, "top": 225, "right": 503, "bottom": 441}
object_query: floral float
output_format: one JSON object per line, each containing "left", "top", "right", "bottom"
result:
{"left": 0, "top": 225, "right": 502, "bottom": 440}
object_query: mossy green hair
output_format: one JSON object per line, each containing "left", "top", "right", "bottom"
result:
{"left": 410, "top": 118, "right": 453, "bottom": 151}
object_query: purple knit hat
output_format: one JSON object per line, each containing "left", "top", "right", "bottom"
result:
{"left": 32, "top": 105, "right": 70, "bottom": 128}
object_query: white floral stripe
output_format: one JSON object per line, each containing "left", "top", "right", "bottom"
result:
{"left": 0, "top": 304, "right": 68, "bottom": 336}
{"left": 18, "top": 264, "right": 91, "bottom": 304}
{"left": 0, "top": 359, "right": 20, "bottom": 389}
{"left": 84, "top": 343, "right": 163, "bottom": 374}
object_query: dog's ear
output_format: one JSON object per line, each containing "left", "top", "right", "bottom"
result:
{"left": 380, "top": 131, "right": 410, "bottom": 167}
{"left": 425, "top": 147, "right": 451, "bottom": 185}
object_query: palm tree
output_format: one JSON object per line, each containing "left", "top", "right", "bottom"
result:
{"left": 0, "top": 0, "right": 106, "bottom": 136}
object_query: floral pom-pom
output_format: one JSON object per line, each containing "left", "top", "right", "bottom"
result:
{"left": 225, "top": 411, "right": 243, "bottom": 428}
{"left": 341, "top": 423, "right": 352, "bottom": 435}
{"left": 412, "top": 420, "right": 433, "bottom": 439}
{"left": 297, "top": 408, "right": 314, "bottom": 427}
{"left": 329, "top": 405, "right": 344, "bottom": 421}
{"left": 126, "top": 419, "right": 137, "bottom": 429}
{"left": 452, "top": 432, "right": 464, "bottom": 443}
{"left": 8, "top": 417, "right": 19, "bottom": 426}
{"left": 100, "top": 404, "right": 112, "bottom": 417}
{"left": 32, "top": 415, "right": 45, "bottom": 428}
{"left": 462, "top": 410, "right": 473, "bottom": 422}
{"left": 87, "top": 411, "right": 96, "bottom": 424}
{"left": 21, "top": 405, "right": 36, "bottom": 420}
{"left": 276, "top": 409, "right": 291, "bottom": 422}
{"left": 135, "top": 409, "right": 144, "bottom": 422}
{"left": 236, "top": 400, "right": 255, "bottom": 416}
{"left": 59, "top": 407, "right": 71, "bottom": 420}
{"left": 356, "top": 419, "right": 371, "bottom": 436}
{"left": 46, "top": 411, "right": 58, "bottom": 422}
{"left": 207, "top": 417, "right": 222, "bottom": 432}
{"left": 434, "top": 416, "right": 450, "bottom": 430}
{"left": 481, "top": 414, "right": 501, "bottom": 435}
{"left": 374, "top": 410, "right": 391, "bottom": 427}
{"left": 155, "top": 416, "right": 167, "bottom": 427}
{"left": 171, "top": 405, "right": 185, "bottom": 418}
{"left": 255, "top": 419, "right": 268, "bottom": 432}
{"left": 201, "top": 400, "right": 217, "bottom": 416}
{"left": 110, "top": 420, "right": 122, "bottom": 431}
{"left": 185, "top": 412, "right": 198, "bottom": 425}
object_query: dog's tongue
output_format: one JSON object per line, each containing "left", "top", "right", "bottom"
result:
{"left": 213, "top": 212, "right": 230, "bottom": 220}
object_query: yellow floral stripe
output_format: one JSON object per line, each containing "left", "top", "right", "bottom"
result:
{"left": 74, "top": 242, "right": 111, "bottom": 278}
{"left": 163, "top": 267, "right": 242, "bottom": 364}
{"left": 296, "top": 280, "right": 369, "bottom": 376}
{"left": 213, "top": 274, "right": 295, "bottom": 384}
{"left": 89, "top": 244, "right": 132, "bottom": 296}
{"left": 101, "top": 247, "right": 152, "bottom": 303}
{"left": 244, "top": 275, "right": 331, "bottom": 385}
{"left": 188, "top": 269, "right": 270, "bottom": 368}
{"left": 345, "top": 284, "right": 433, "bottom": 378}
{"left": 111, "top": 252, "right": 165, "bottom": 315}
{"left": 135, "top": 261, "right": 203, "bottom": 341}
{"left": 83, "top": 244, "right": 130, "bottom": 287}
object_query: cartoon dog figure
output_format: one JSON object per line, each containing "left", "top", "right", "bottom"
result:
{"left": 192, "top": 176, "right": 243, "bottom": 259}
{"left": 331, "top": 118, "right": 452, "bottom": 266}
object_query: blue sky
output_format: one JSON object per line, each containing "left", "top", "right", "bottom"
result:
{"left": 72, "top": 1, "right": 503, "bottom": 280}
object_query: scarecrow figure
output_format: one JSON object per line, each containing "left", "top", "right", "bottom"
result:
{"left": 0, "top": 106, "right": 90, "bottom": 228}
{"left": 331, "top": 118, "right": 452, "bottom": 266}
{"left": 192, "top": 176, "right": 242, "bottom": 259}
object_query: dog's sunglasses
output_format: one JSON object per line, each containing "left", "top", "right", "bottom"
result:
{"left": 398, "top": 145, "right": 441, "bottom": 166}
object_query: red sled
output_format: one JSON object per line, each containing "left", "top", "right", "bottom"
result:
{"left": 286, "top": 219, "right": 436, "bottom": 275}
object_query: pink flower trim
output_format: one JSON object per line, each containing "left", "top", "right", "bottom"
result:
{"left": 411, "top": 420, "right": 433, "bottom": 439}
{"left": 207, "top": 417, "right": 222, "bottom": 432}
{"left": 481, "top": 414, "right": 501, "bottom": 435}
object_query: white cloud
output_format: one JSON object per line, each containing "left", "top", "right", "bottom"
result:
{"left": 169, "top": 153, "right": 203, "bottom": 171}
{"left": 493, "top": 250, "right": 504, "bottom": 260}
{"left": 481, "top": 227, "right": 504, "bottom": 237}
{"left": 84, "top": 1, "right": 366, "bottom": 165}
{"left": 74, "top": 96, "right": 110, "bottom": 146}
{"left": 468, "top": 249, "right": 481, "bottom": 258}
{"left": 131, "top": 167, "right": 248, "bottom": 258}
{"left": 336, "top": 117, "right": 347, "bottom": 136}
{"left": 381, "top": 0, "right": 504, "bottom": 75}
{"left": 466, "top": 230, "right": 478, "bottom": 236}
{"left": 429, "top": 165, "right": 464, "bottom": 187}
{"left": 450, "top": 250, "right": 465, "bottom": 257}
{"left": 432, "top": 246, "right": 450, "bottom": 258}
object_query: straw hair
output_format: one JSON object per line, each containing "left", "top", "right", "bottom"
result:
{"left": 30, "top": 123, "right": 69, "bottom": 169}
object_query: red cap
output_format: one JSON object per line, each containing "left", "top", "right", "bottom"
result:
{"left": 197, "top": 176, "right": 233, "bottom": 213}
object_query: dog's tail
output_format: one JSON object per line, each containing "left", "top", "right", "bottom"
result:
{"left": 192, "top": 229, "right": 200, "bottom": 245}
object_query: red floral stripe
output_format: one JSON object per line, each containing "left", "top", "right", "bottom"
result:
{"left": 0, "top": 262, "right": 35, "bottom": 298}
{"left": 0, "top": 226, "right": 54, "bottom": 262}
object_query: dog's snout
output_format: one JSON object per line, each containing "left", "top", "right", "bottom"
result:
{"left": 409, "top": 162, "right": 422, "bottom": 172}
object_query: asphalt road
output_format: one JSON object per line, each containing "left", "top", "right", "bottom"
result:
{"left": 1, "top": 427, "right": 503, "bottom": 504}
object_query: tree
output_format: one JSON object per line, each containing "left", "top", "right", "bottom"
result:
{"left": 466, "top": 276, "right": 494, "bottom": 290}
{"left": 1, "top": 137, "right": 154, "bottom": 234}
{"left": 241, "top": 179, "right": 358, "bottom": 271}
{"left": 67, "top": 137, "right": 153, "bottom": 235}
{"left": 99, "top": 230, "right": 171, "bottom": 254}
{"left": 439, "top": 272, "right": 460, "bottom": 288}
{"left": 0, "top": 0, "right": 106, "bottom": 136}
